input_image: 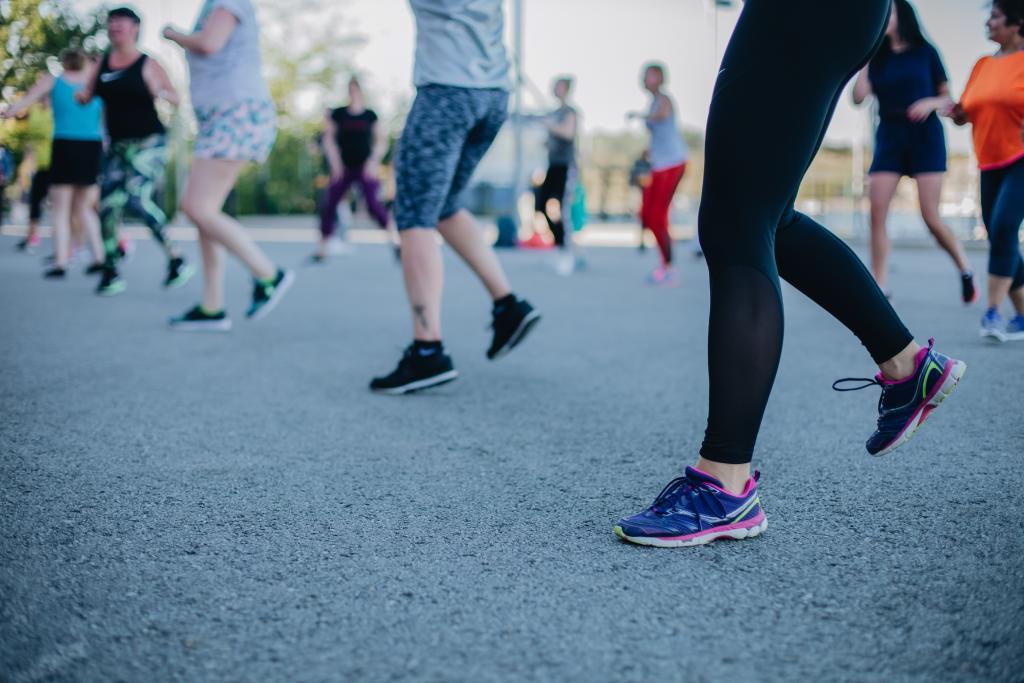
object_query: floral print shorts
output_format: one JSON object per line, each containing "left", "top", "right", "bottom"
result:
{"left": 193, "top": 98, "right": 277, "bottom": 163}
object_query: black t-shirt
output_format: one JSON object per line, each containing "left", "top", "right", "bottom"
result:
{"left": 331, "top": 106, "right": 377, "bottom": 167}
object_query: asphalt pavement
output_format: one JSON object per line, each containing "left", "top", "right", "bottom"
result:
{"left": 1, "top": 233, "right": 1022, "bottom": 682}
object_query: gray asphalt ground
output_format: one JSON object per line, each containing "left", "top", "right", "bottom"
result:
{"left": 1, "top": 232, "right": 1022, "bottom": 683}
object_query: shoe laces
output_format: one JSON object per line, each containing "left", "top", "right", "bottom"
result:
{"left": 650, "top": 475, "right": 701, "bottom": 515}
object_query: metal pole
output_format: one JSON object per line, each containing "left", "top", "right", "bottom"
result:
{"left": 511, "top": 0, "right": 524, "bottom": 229}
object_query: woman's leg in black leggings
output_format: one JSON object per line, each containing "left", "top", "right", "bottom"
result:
{"left": 697, "top": 0, "right": 907, "bottom": 465}
{"left": 981, "top": 161, "right": 1024, "bottom": 297}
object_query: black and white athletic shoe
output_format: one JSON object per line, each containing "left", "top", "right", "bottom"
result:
{"left": 96, "top": 266, "right": 126, "bottom": 296}
{"left": 246, "top": 268, "right": 295, "bottom": 320}
{"left": 43, "top": 266, "right": 66, "bottom": 279}
{"left": 487, "top": 296, "right": 541, "bottom": 360}
{"left": 168, "top": 305, "right": 232, "bottom": 332}
{"left": 165, "top": 257, "right": 195, "bottom": 288}
{"left": 370, "top": 345, "right": 459, "bottom": 395}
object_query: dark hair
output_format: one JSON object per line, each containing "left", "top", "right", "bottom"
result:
{"left": 554, "top": 76, "right": 573, "bottom": 92}
{"left": 871, "top": 0, "right": 931, "bottom": 66}
{"left": 107, "top": 6, "right": 141, "bottom": 23}
{"left": 994, "top": 0, "right": 1024, "bottom": 32}
{"left": 60, "top": 48, "right": 86, "bottom": 71}
{"left": 643, "top": 62, "right": 666, "bottom": 81}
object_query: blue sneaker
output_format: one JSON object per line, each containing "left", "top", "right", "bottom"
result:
{"left": 833, "top": 338, "right": 966, "bottom": 456}
{"left": 614, "top": 467, "right": 767, "bottom": 548}
{"left": 1005, "top": 315, "right": 1024, "bottom": 342}
{"left": 980, "top": 307, "right": 1006, "bottom": 342}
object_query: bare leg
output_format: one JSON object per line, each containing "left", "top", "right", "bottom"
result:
{"left": 436, "top": 209, "right": 511, "bottom": 300}
{"left": 48, "top": 186, "right": 73, "bottom": 267}
{"left": 868, "top": 172, "right": 900, "bottom": 289}
{"left": 179, "top": 158, "right": 277, "bottom": 298}
{"left": 76, "top": 185, "right": 104, "bottom": 265}
{"left": 915, "top": 173, "right": 969, "bottom": 272}
{"left": 1010, "top": 286, "right": 1024, "bottom": 315}
{"left": 198, "top": 230, "right": 226, "bottom": 312}
{"left": 400, "top": 227, "right": 444, "bottom": 341}
{"left": 988, "top": 275, "right": 1014, "bottom": 311}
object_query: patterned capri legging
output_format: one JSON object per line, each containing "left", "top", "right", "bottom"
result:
{"left": 99, "top": 134, "right": 176, "bottom": 266}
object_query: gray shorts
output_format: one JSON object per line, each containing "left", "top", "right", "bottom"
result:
{"left": 394, "top": 85, "right": 508, "bottom": 230}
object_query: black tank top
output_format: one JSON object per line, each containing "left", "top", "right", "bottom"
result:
{"left": 95, "top": 52, "right": 165, "bottom": 142}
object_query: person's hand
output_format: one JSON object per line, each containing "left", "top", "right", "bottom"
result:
{"left": 74, "top": 90, "right": 89, "bottom": 104}
{"left": 0, "top": 107, "right": 13, "bottom": 120}
{"left": 907, "top": 97, "right": 938, "bottom": 122}
{"left": 947, "top": 102, "right": 969, "bottom": 126}
{"left": 161, "top": 25, "right": 179, "bottom": 42}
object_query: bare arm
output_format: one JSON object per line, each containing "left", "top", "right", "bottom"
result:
{"left": 142, "top": 56, "right": 180, "bottom": 106}
{"left": 1, "top": 74, "right": 55, "bottom": 119}
{"left": 852, "top": 66, "right": 872, "bottom": 105}
{"left": 645, "top": 95, "right": 672, "bottom": 122}
{"left": 546, "top": 110, "right": 576, "bottom": 140}
{"left": 908, "top": 82, "right": 955, "bottom": 122}
{"left": 369, "top": 119, "right": 387, "bottom": 166}
{"left": 322, "top": 112, "right": 343, "bottom": 180}
{"left": 74, "top": 61, "right": 100, "bottom": 104}
{"left": 162, "top": 9, "right": 238, "bottom": 57}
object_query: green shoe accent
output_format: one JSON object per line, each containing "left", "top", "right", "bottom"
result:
{"left": 166, "top": 262, "right": 196, "bottom": 289}
{"left": 98, "top": 280, "right": 127, "bottom": 297}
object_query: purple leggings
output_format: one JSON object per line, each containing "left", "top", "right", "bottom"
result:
{"left": 319, "top": 165, "right": 389, "bottom": 237}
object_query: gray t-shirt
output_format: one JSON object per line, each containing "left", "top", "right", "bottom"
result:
{"left": 409, "top": 0, "right": 510, "bottom": 90}
{"left": 187, "top": 0, "right": 270, "bottom": 110}
{"left": 547, "top": 104, "right": 576, "bottom": 166}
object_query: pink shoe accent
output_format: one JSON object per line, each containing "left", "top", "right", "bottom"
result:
{"left": 877, "top": 339, "right": 935, "bottom": 386}
{"left": 656, "top": 510, "right": 766, "bottom": 543}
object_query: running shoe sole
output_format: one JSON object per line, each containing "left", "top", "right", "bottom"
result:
{"left": 614, "top": 514, "right": 768, "bottom": 548}
{"left": 168, "top": 319, "right": 233, "bottom": 332}
{"left": 97, "top": 281, "right": 127, "bottom": 297}
{"left": 247, "top": 270, "right": 296, "bottom": 321}
{"left": 873, "top": 358, "right": 966, "bottom": 457}
{"left": 488, "top": 310, "right": 542, "bottom": 361}
{"left": 371, "top": 369, "right": 459, "bottom": 395}
{"left": 979, "top": 327, "right": 1007, "bottom": 343}
{"left": 1004, "top": 330, "right": 1024, "bottom": 342}
{"left": 165, "top": 263, "right": 196, "bottom": 289}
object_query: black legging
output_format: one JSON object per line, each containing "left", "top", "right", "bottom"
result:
{"left": 980, "top": 158, "right": 1024, "bottom": 291}
{"left": 697, "top": 0, "right": 914, "bottom": 465}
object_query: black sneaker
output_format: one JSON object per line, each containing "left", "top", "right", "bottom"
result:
{"left": 85, "top": 262, "right": 105, "bottom": 275}
{"left": 169, "top": 305, "right": 232, "bottom": 332}
{"left": 165, "top": 257, "right": 195, "bottom": 288}
{"left": 487, "top": 297, "right": 541, "bottom": 360}
{"left": 246, "top": 268, "right": 295, "bottom": 320}
{"left": 370, "top": 345, "right": 459, "bottom": 395}
{"left": 96, "top": 266, "right": 126, "bottom": 296}
{"left": 43, "top": 266, "right": 66, "bottom": 279}
{"left": 961, "top": 271, "right": 977, "bottom": 305}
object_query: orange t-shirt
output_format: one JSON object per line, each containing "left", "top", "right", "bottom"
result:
{"left": 961, "top": 51, "right": 1024, "bottom": 170}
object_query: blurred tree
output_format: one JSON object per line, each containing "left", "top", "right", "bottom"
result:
{"left": 0, "top": 0, "right": 105, "bottom": 103}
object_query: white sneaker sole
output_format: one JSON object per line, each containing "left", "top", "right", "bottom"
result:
{"left": 615, "top": 518, "right": 768, "bottom": 548}
{"left": 168, "top": 319, "right": 232, "bottom": 332}
{"left": 874, "top": 359, "right": 966, "bottom": 457}
{"left": 979, "top": 327, "right": 1006, "bottom": 343}
{"left": 371, "top": 369, "right": 459, "bottom": 395}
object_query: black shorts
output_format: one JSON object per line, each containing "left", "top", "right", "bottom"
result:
{"left": 49, "top": 138, "right": 102, "bottom": 186}
{"left": 29, "top": 169, "right": 50, "bottom": 220}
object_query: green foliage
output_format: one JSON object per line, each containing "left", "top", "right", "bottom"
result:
{"left": 0, "top": 0, "right": 106, "bottom": 101}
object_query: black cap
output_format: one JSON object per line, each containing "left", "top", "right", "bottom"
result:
{"left": 108, "top": 6, "right": 141, "bottom": 23}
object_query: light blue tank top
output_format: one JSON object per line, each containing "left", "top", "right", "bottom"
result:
{"left": 51, "top": 76, "right": 103, "bottom": 141}
{"left": 646, "top": 93, "right": 688, "bottom": 171}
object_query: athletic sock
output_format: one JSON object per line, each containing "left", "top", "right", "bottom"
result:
{"left": 493, "top": 293, "right": 516, "bottom": 314}
{"left": 412, "top": 339, "right": 443, "bottom": 357}
{"left": 199, "top": 305, "right": 222, "bottom": 317}
{"left": 258, "top": 270, "right": 279, "bottom": 287}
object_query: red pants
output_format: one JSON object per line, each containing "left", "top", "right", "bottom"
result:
{"left": 641, "top": 162, "right": 686, "bottom": 265}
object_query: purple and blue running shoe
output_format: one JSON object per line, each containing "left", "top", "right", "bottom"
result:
{"left": 614, "top": 467, "right": 767, "bottom": 548}
{"left": 833, "top": 338, "right": 965, "bottom": 456}
{"left": 1005, "top": 314, "right": 1024, "bottom": 342}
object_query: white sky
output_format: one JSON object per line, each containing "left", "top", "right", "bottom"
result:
{"left": 71, "top": 0, "right": 993, "bottom": 151}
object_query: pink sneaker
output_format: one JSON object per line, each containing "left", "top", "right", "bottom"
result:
{"left": 647, "top": 264, "right": 679, "bottom": 287}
